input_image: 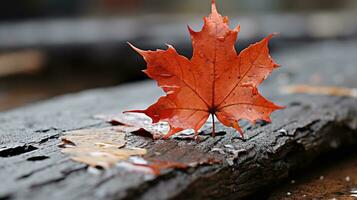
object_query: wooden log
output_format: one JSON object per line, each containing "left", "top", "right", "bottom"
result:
{"left": 1, "top": 40, "right": 357, "bottom": 200}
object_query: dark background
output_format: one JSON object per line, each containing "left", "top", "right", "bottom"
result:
{"left": 0, "top": 0, "right": 357, "bottom": 110}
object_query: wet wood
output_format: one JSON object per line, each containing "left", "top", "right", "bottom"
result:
{"left": 1, "top": 40, "right": 357, "bottom": 200}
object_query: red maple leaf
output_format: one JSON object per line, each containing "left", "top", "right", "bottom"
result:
{"left": 127, "top": 0, "right": 283, "bottom": 139}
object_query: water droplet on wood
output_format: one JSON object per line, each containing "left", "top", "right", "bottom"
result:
{"left": 345, "top": 176, "right": 351, "bottom": 182}
{"left": 211, "top": 148, "right": 225, "bottom": 155}
{"left": 278, "top": 129, "right": 288, "bottom": 135}
{"left": 224, "top": 144, "right": 235, "bottom": 149}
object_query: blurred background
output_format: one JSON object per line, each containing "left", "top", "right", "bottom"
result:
{"left": 1, "top": 0, "right": 357, "bottom": 111}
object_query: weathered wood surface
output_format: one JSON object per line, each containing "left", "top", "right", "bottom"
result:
{"left": 1, "top": 40, "right": 357, "bottom": 200}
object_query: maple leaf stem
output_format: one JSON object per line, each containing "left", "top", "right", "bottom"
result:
{"left": 211, "top": 113, "right": 215, "bottom": 137}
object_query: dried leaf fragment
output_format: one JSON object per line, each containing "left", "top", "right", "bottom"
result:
{"left": 59, "top": 127, "right": 147, "bottom": 169}
{"left": 62, "top": 127, "right": 126, "bottom": 148}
